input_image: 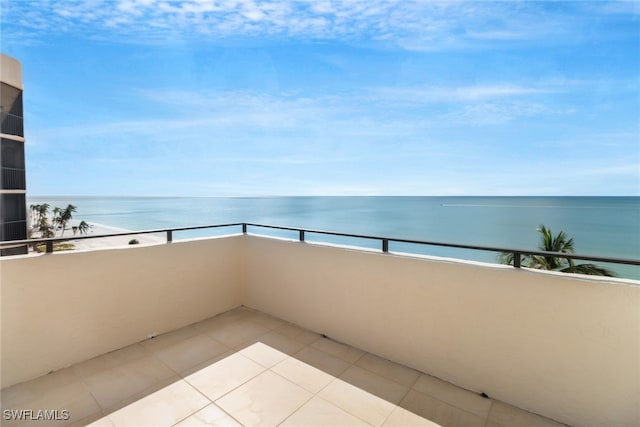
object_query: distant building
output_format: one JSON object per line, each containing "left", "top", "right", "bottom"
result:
{"left": 1, "top": 54, "right": 27, "bottom": 255}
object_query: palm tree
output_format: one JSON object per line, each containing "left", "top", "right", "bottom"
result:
{"left": 77, "top": 220, "right": 91, "bottom": 235}
{"left": 29, "top": 203, "right": 49, "bottom": 229}
{"left": 500, "top": 225, "right": 615, "bottom": 277}
{"left": 29, "top": 203, "right": 54, "bottom": 237}
{"left": 52, "top": 207, "right": 62, "bottom": 234}
{"left": 56, "top": 204, "right": 77, "bottom": 237}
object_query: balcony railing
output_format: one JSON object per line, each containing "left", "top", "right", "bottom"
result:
{"left": 0, "top": 166, "right": 26, "bottom": 190}
{"left": 1, "top": 222, "right": 638, "bottom": 270}
{"left": 0, "top": 219, "right": 27, "bottom": 241}
{"left": 0, "top": 112, "right": 24, "bottom": 137}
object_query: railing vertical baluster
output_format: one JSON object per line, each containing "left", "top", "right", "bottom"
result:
{"left": 0, "top": 223, "right": 636, "bottom": 270}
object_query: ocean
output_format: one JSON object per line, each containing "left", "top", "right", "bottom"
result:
{"left": 26, "top": 196, "right": 640, "bottom": 280}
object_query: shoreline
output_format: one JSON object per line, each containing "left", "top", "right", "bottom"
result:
{"left": 26, "top": 220, "right": 166, "bottom": 253}
{"left": 69, "top": 222, "right": 165, "bottom": 251}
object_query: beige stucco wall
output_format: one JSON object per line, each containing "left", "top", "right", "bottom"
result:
{"left": 2, "top": 234, "right": 638, "bottom": 426}
{"left": 0, "top": 236, "right": 244, "bottom": 388}
{"left": 0, "top": 54, "right": 23, "bottom": 89}
{"left": 242, "top": 236, "right": 640, "bottom": 427}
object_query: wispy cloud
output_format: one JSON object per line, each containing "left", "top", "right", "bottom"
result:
{"left": 3, "top": 0, "right": 634, "bottom": 49}
{"left": 368, "top": 84, "right": 559, "bottom": 105}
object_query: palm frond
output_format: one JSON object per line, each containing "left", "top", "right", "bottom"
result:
{"left": 561, "top": 264, "right": 616, "bottom": 277}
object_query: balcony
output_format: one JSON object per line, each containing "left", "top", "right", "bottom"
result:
{"left": 0, "top": 112, "right": 24, "bottom": 137}
{"left": 0, "top": 167, "right": 26, "bottom": 190}
{"left": 1, "top": 231, "right": 638, "bottom": 426}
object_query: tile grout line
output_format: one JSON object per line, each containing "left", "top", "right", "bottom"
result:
{"left": 311, "top": 387, "right": 378, "bottom": 427}
{"left": 408, "top": 386, "right": 489, "bottom": 424}
{"left": 482, "top": 399, "right": 496, "bottom": 427}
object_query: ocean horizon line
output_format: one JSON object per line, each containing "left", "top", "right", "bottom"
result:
{"left": 27, "top": 194, "right": 640, "bottom": 199}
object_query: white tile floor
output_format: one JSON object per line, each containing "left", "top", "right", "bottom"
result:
{"left": 1, "top": 307, "right": 566, "bottom": 427}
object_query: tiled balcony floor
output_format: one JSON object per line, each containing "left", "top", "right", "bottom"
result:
{"left": 2, "top": 307, "right": 565, "bottom": 427}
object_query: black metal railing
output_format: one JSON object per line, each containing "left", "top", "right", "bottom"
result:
{"left": 1, "top": 220, "right": 28, "bottom": 241}
{"left": 1, "top": 222, "right": 638, "bottom": 270}
{"left": 0, "top": 167, "right": 26, "bottom": 190}
{"left": 0, "top": 112, "right": 24, "bottom": 137}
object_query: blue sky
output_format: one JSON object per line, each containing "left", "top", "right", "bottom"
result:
{"left": 2, "top": 0, "right": 639, "bottom": 196}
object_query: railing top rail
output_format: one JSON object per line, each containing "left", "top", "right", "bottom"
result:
{"left": 1, "top": 223, "right": 244, "bottom": 246}
{"left": 1, "top": 222, "right": 638, "bottom": 266}
{"left": 243, "top": 223, "right": 640, "bottom": 266}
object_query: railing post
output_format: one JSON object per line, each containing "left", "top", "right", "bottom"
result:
{"left": 299, "top": 230, "right": 305, "bottom": 242}
{"left": 242, "top": 223, "right": 247, "bottom": 234}
{"left": 382, "top": 239, "right": 389, "bottom": 253}
{"left": 46, "top": 241, "right": 53, "bottom": 253}
{"left": 166, "top": 230, "right": 172, "bottom": 243}
{"left": 513, "top": 252, "right": 521, "bottom": 268}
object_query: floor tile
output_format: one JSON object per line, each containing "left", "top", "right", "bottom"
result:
{"left": 140, "top": 325, "right": 201, "bottom": 353}
{"left": 72, "top": 343, "right": 152, "bottom": 379}
{"left": 274, "top": 322, "right": 322, "bottom": 345}
{"left": 399, "top": 390, "right": 485, "bottom": 427}
{"left": 85, "top": 416, "right": 117, "bottom": 426}
{"left": 173, "top": 403, "right": 242, "bottom": 426}
{"left": 1, "top": 381, "right": 102, "bottom": 427}
{"left": 382, "top": 406, "right": 442, "bottom": 427}
{"left": 340, "top": 365, "right": 410, "bottom": 404}
{"left": 1, "top": 368, "right": 80, "bottom": 409}
{"left": 78, "top": 354, "right": 177, "bottom": 410}
{"left": 487, "top": 401, "right": 565, "bottom": 427}
{"left": 412, "top": 374, "right": 491, "bottom": 418}
{"left": 185, "top": 353, "right": 265, "bottom": 401}
{"left": 151, "top": 334, "right": 230, "bottom": 375}
{"left": 241, "top": 310, "right": 285, "bottom": 330}
{"left": 215, "top": 307, "right": 255, "bottom": 323}
{"left": 237, "top": 330, "right": 306, "bottom": 356}
{"left": 271, "top": 356, "right": 335, "bottom": 394}
{"left": 293, "top": 346, "right": 352, "bottom": 377}
{"left": 280, "top": 396, "right": 371, "bottom": 426}
{"left": 192, "top": 314, "right": 240, "bottom": 336}
{"left": 204, "top": 318, "right": 270, "bottom": 348}
{"left": 0, "top": 307, "right": 567, "bottom": 427}
{"left": 356, "top": 353, "right": 421, "bottom": 387}
{"left": 177, "top": 350, "right": 236, "bottom": 378}
{"left": 105, "top": 380, "right": 208, "bottom": 427}
{"left": 311, "top": 337, "right": 365, "bottom": 363}
{"left": 215, "top": 370, "right": 312, "bottom": 427}
{"left": 238, "top": 342, "right": 288, "bottom": 368}
{"left": 319, "top": 379, "right": 396, "bottom": 426}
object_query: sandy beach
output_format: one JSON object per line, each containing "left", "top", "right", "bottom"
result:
{"left": 26, "top": 219, "right": 166, "bottom": 253}
{"left": 69, "top": 222, "right": 166, "bottom": 251}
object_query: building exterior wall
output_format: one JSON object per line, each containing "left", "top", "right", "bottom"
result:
{"left": 1, "top": 235, "right": 638, "bottom": 426}
{"left": 0, "top": 54, "right": 27, "bottom": 255}
{"left": 0, "top": 237, "right": 245, "bottom": 388}
{"left": 243, "top": 236, "right": 640, "bottom": 427}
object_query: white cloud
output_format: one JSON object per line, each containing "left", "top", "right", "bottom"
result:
{"left": 368, "top": 84, "right": 558, "bottom": 105}
{"left": 3, "top": 0, "right": 631, "bottom": 48}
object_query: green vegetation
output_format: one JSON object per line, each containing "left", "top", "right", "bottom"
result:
{"left": 499, "top": 225, "right": 615, "bottom": 277}
{"left": 33, "top": 242, "right": 75, "bottom": 253}
{"left": 72, "top": 221, "right": 91, "bottom": 236}
{"left": 28, "top": 204, "right": 92, "bottom": 252}
{"left": 53, "top": 204, "right": 77, "bottom": 237}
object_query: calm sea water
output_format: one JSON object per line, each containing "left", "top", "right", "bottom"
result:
{"left": 27, "top": 196, "right": 640, "bottom": 280}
